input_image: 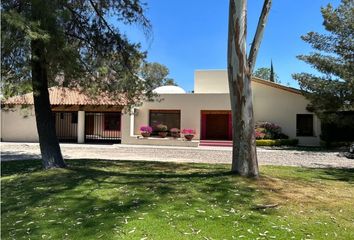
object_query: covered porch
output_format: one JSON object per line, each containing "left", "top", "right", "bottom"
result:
{"left": 52, "top": 105, "right": 122, "bottom": 144}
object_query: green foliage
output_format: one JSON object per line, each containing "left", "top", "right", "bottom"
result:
{"left": 140, "top": 62, "right": 177, "bottom": 91}
{"left": 164, "top": 78, "right": 178, "bottom": 86}
{"left": 293, "top": 0, "right": 354, "bottom": 114}
{"left": 253, "top": 67, "right": 279, "bottom": 82}
{"left": 256, "top": 139, "right": 299, "bottom": 146}
{"left": 2, "top": 159, "right": 353, "bottom": 239}
{"left": 320, "top": 111, "right": 354, "bottom": 144}
{"left": 1, "top": 0, "right": 159, "bottom": 108}
{"left": 155, "top": 124, "right": 168, "bottom": 132}
{"left": 255, "top": 122, "right": 287, "bottom": 140}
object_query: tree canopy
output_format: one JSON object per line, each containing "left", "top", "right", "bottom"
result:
{"left": 1, "top": 0, "right": 159, "bottom": 107}
{"left": 140, "top": 62, "right": 177, "bottom": 91}
{"left": 253, "top": 66, "right": 279, "bottom": 83}
{"left": 1, "top": 0, "right": 158, "bottom": 168}
{"left": 292, "top": 0, "right": 354, "bottom": 115}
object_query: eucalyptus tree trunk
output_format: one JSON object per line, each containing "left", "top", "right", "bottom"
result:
{"left": 31, "top": 3, "right": 66, "bottom": 169}
{"left": 227, "top": 0, "right": 272, "bottom": 177}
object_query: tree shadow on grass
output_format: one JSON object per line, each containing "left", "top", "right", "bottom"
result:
{"left": 1, "top": 159, "right": 261, "bottom": 239}
{"left": 1, "top": 150, "right": 41, "bottom": 162}
{"left": 1, "top": 159, "right": 43, "bottom": 176}
{"left": 3, "top": 159, "right": 353, "bottom": 239}
{"left": 294, "top": 167, "right": 354, "bottom": 183}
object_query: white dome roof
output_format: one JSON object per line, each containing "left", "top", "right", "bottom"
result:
{"left": 153, "top": 85, "right": 186, "bottom": 94}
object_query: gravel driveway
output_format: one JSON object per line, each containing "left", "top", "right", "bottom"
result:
{"left": 1, "top": 142, "right": 353, "bottom": 168}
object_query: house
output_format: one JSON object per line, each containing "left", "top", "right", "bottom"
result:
{"left": 1, "top": 70, "right": 321, "bottom": 146}
{"left": 1, "top": 87, "right": 124, "bottom": 143}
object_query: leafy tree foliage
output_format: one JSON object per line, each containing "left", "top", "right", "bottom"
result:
{"left": 293, "top": 0, "right": 353, "bottom": 115}
{"left": 140, "top": 62, "right": 177, "bottom": 91}
{"left": 1, "top": 0, "right": 153, "bottom": 168}
{"left": 1, "top": 0, "right": 156, "bottom": 105}
{"left": 253, "top": 67, "right": 279, "bottom": 82}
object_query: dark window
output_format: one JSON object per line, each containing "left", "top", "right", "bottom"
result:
{"left": 149, "top": 110, "right": 181, "bottom": 135}
{"left": 60, "top": 113, "right": 64, "bottom": 119}
{"left": 71, "top": 112, "right": 78, "bottom": 124}
{"left": 104, "top": 113, "right": 121, "bottom": 131}
{"left": 296, "top": 114, "right": 314, "bottom": 136}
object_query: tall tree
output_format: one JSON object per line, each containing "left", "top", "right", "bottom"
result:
{"left": 227, "top": 0, "right": 272, "bottom": 177}
{"left": 253, "top": 66, "right": 279, "bottom": 82}
{"left": 140, "top": 62, "right": 177, "bottom": 91}
{"left": 1, "top": 0, "right": 153, "bottom": 169}
{"left": 270, "top": 60, "right": 275, "bottom": 82}
{"left": 293, "top": 0, "right": 353, "bottom": 116}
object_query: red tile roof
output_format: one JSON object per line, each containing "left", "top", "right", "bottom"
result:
{"left": 2, "top": 87, "right": 127, "bottom": 106}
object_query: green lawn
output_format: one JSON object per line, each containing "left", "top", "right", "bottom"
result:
{"left": 1, "top": 159, "right": 353, "bottom": 240}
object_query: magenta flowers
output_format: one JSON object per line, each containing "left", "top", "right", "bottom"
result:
{"left": 140, "top": 126, "right": 153, "bottom": 133}
{"left": 182, "top": 129, "right": 196, "bottom": 135}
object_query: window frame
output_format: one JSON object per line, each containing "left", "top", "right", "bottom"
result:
{"left": 149, "top": 110, "right": 181, "bottom": 135}
{"left": 296, "top": 114, "right": 314, "bottom": 137}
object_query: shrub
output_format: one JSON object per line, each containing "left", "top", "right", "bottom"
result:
{"left": 255, "top": 122, "right": 288, "bottom": 139}
{"left": 256, "top": 139, "right": 299, "bottom": 146}
{"left": 255, "top": 128, "right": 266, "bottom": 139}
{"left": 182, "top": 129, "right": 196, "bottom": 135}
{"left": 277, "top": 133, "right": 289, "bottom": 139}
{"left": 140, "top": 126, "right": 153, "bottom": 133}
{"left": 156, "top": 124, "right": 168, "bottom": 132}
{"left": 320, "top": 112, "right": 354, "bottom": 145}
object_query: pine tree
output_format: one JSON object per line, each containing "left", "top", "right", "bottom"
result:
{"left": 293, "top": 0, "right": 353, "bottom": 115}
{"left": 253, "top": 66, "right": 279, "bottom": 82}
{"left": 1, "top": 0, "right": 153, "bottom": 168}
{"left": 270, "top": 60, "right": 275, "bottom": 82}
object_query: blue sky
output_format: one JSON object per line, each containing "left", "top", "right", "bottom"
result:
{"left": 120, "top": 0, "right": 340, "bottom": 92}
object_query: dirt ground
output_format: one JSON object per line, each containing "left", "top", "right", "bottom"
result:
{"left": 1, "top": 142, "right": 353, "bottom": 169}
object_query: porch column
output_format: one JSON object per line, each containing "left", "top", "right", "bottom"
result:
{"left": 77, "top": 111, "right": 85, "bottom": 143}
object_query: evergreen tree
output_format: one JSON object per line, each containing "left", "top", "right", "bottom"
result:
{"left": 253, "top": 66, "right": 279, "bottom": 82}
{"left": 1, "top": 0, "right": 153, "bottom": 168}
{"left": 293, "top": 0, "right": 353, "bottom": 115}
{"left": 270, "top": 60, "right": 275, "bottom": 82}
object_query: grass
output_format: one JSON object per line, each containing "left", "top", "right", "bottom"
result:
{"left": 1, "top": 159, "right": 353, "bottom": 240}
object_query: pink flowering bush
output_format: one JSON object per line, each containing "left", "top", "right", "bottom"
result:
{"left": 255, "top": 122, "right": 288, "bottom": 139}
{"left": 140, "top": 126, "right": 153, "bottom": 133}
{"left": 255, "top": 128, "right": 266, "bottom": 139}
{"left": 182, "top": 129, "right": 196, "bottom": 135}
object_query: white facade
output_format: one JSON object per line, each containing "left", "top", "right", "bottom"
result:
{"left": 1, "top": 70, "right": 321, "bottom": 146}
{"left": 122, "top": 70, "right": 321, "bottom": 146}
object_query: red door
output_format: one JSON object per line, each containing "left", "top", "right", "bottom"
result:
{"left": 201, "top": 111, "right": 232, "bottom": 140}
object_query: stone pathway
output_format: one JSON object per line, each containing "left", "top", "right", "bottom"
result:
{"left": 1, "top": 142, "right": 353, "bottom": 168}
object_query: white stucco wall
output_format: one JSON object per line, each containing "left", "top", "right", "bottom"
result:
{"left": 194, "top": 70, "right": 229, "bottom": 93}
{"left": 1, "top": 70, "right": 321, "bottom": 146}
{"left": 1, "top": 106, "right": 39, "bottom": 142}
{"left": 122, "top": 81, "right": 321, "bottom": 146}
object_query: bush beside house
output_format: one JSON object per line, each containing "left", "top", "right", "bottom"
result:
{"left": 255, "top": 122, "right": 298, "bottom": 146}
{"left": 256, "top": 139, "right": 299, "bottom": 146}
{"left": 320, "top": 112, "right": 354, "bottom": 147}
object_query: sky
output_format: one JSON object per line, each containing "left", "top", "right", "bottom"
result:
{"left": 119, "top": 0, "right": 341, "bottom": 92}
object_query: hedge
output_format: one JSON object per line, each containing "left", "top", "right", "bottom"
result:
{"left": 256, "top": 139, "right": 299, "bottom": 146}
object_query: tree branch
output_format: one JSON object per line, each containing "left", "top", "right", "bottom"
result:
{"left": 248, "top": 0, "right": 272, "bottom": 73}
